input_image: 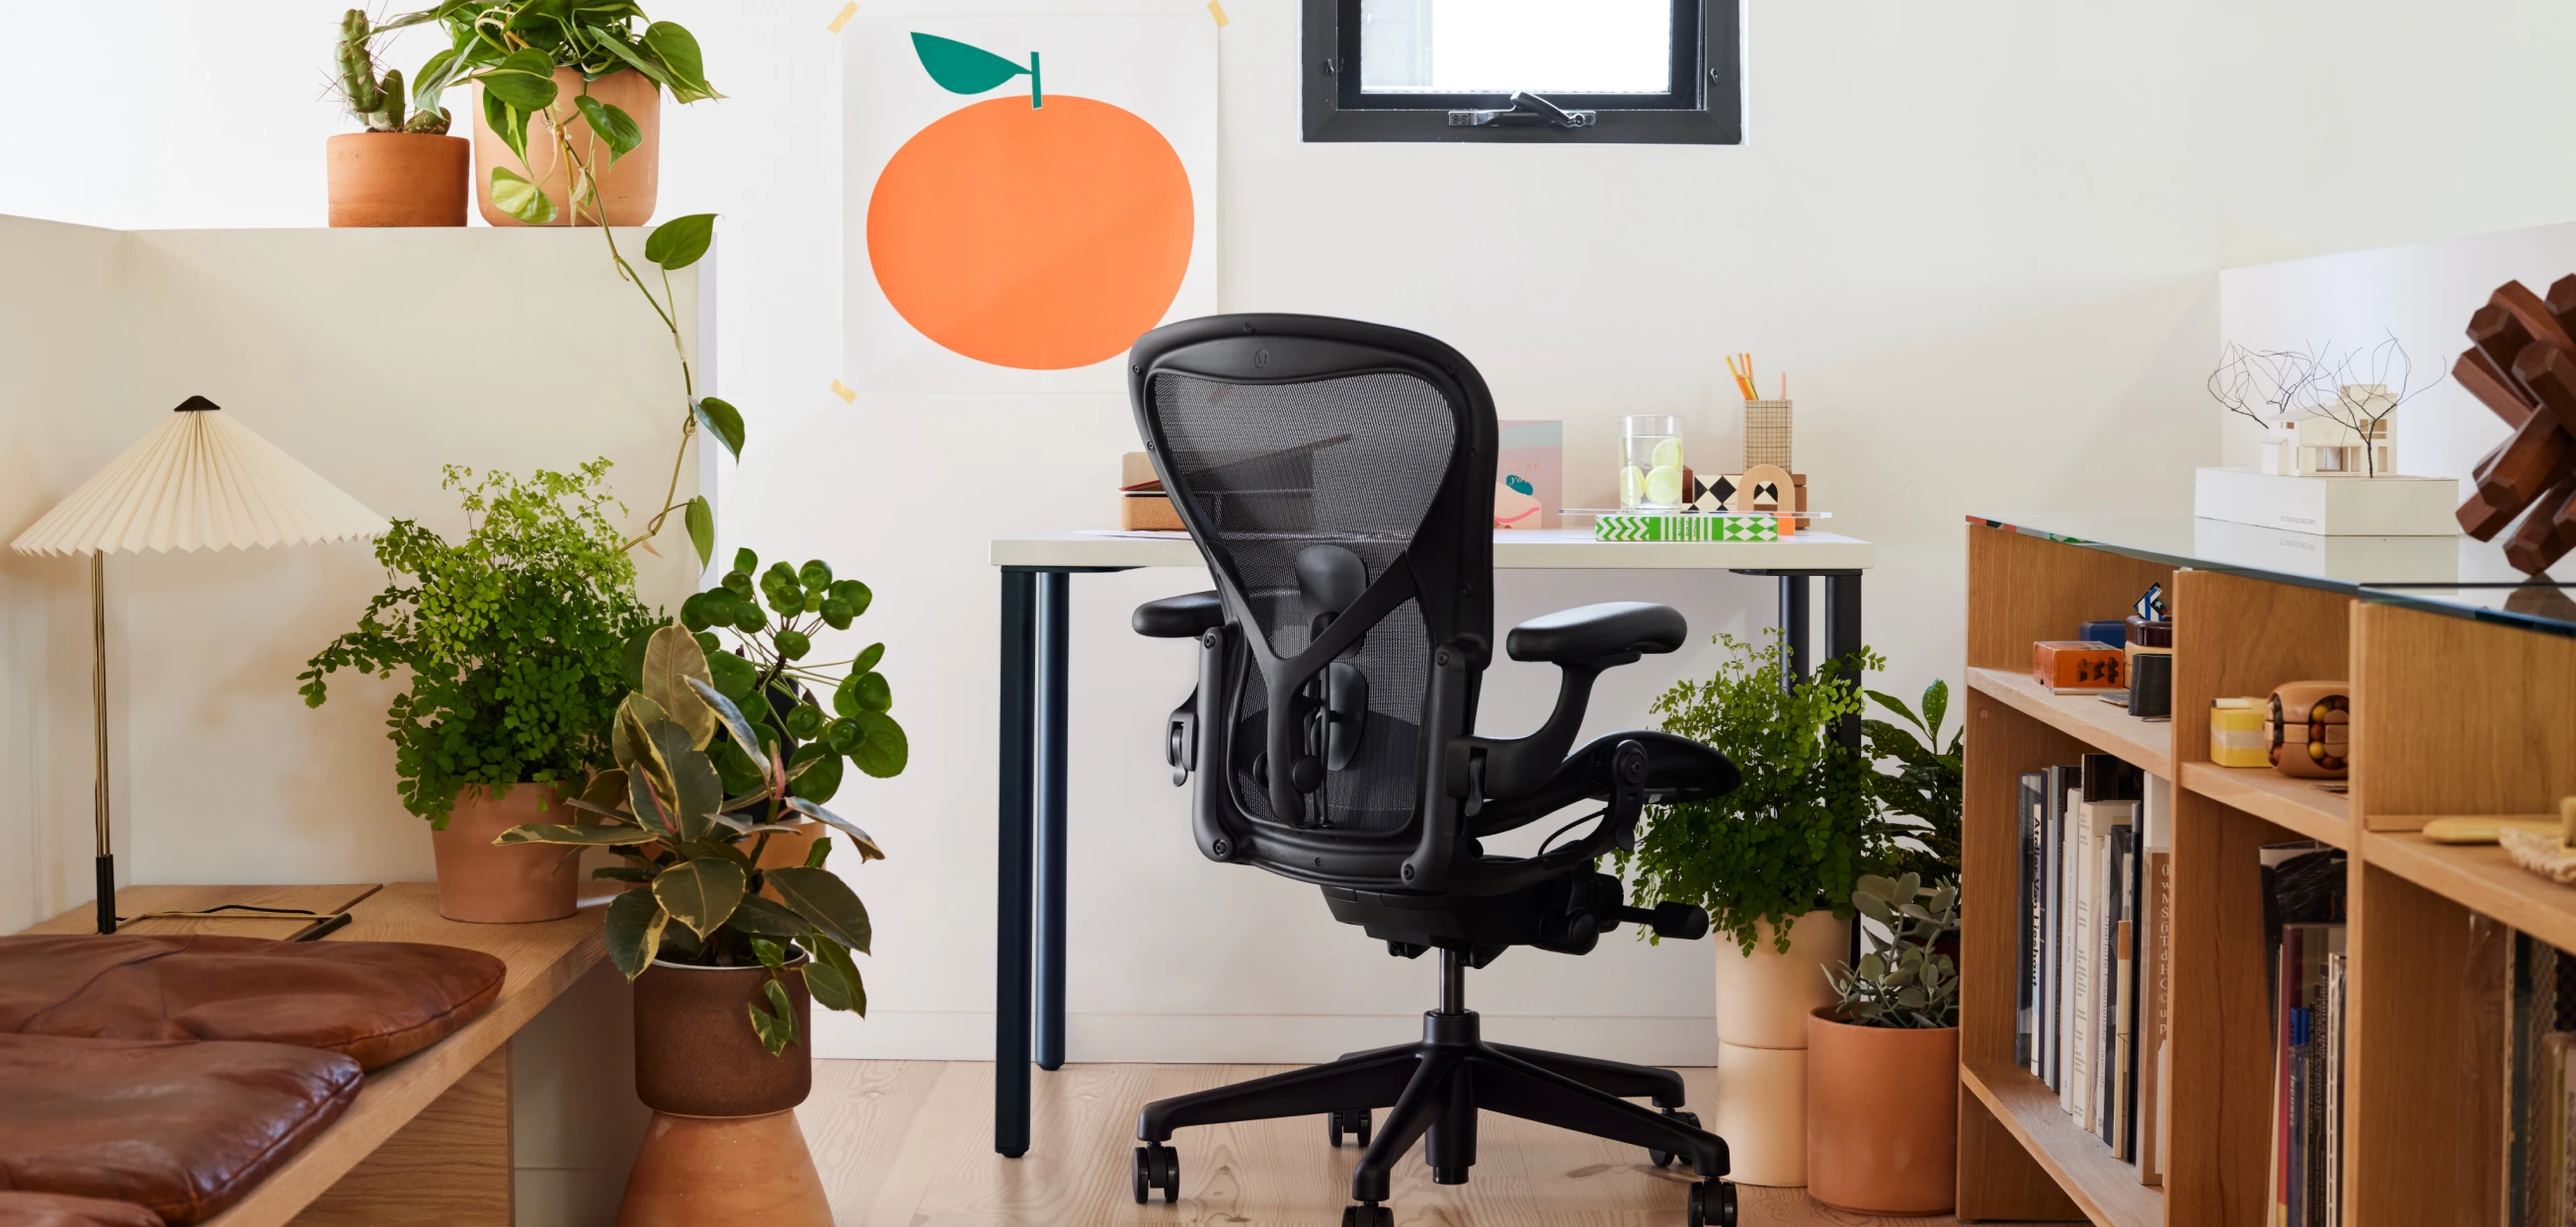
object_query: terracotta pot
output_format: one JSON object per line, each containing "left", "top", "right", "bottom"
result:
{"left": 472, "top": 67, "right": 662, "bottom": 226}
{"left": 1806, "top": 1009, "right": 1960, "bottom": 1215}
{"left": 431, "top": 783, "right": 579, "bottom": 923}
{"left": 1716, "top": 909, "right": 1850, "bottom": 1048}
{"left": 325, "top": 132, "right": 468, "bottom": 227}
{"left": 616, "top": 1108, "right": 832, "bottom": 1227}
{"left": 633, "top": 957, "right": 812, "bottom": 1117}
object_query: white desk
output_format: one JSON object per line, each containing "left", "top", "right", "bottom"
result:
{"left": 985, "top": 526, "right": 1874, "bottom": 1157}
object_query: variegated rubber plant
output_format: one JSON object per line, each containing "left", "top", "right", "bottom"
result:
{"left": 497, "top": 623, "right": 882, "bottom": 1055}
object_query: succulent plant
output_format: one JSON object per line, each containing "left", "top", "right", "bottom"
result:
{"left": 336, "top": 9, "right": 452, "bottom": 135}
{"left": 1823, "top": 873, "right": 1960, "bottom": 1029}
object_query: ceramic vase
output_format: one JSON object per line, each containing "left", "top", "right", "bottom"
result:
{"left": 324, "top": 132, "right": 468, "bottom": 227}
{"left": 618, "top": 958, "right": 828, "bottom": 1226}
{"left": 430, "top": 783, "right": 579, "bottom": 923}
{"left": 1710, "top": 909, "right": 1850, "bottom": 1186}
{"left": 472, "top": 68, "right": 661, "bottom": 226}
{"left": 1805, "top": 1009, "right": 1960, "bottom": 1215}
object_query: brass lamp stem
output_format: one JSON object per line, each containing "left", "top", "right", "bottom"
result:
{"left": 92, "top": 550, "right": 114, "bottom": 935}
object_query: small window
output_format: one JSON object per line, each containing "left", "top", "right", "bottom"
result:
{"left": 1303, "top": 0, "right": 1739, "bottom": 145}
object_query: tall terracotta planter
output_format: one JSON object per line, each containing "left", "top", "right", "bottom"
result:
{"left": 325, "top": 132, "right": 468, "bottom": 227}
{"left": 1806, "top": 1009, "right": 1960, "bottom": 1215}
{"left": 472, "top": 67, "right": 662, "bottom": 226}
{"left": 618, "top": 959, "right": 829, "bottom": 1227}
{"left": 1710, "top": 909, "right": 1849, "bottom": 1186}
{"left": 431, "top": 783, "right": 578, "bottom": 923}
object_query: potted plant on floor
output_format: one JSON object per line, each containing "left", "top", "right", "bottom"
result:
{"left": 1617, "top": 629, "right": 1889, "bottom": 1186}
{"left": 326, "top": 9, "right": 469, "bottom": 226}
{"left": 497, "top": 622, "right": 887, "bottom": 1227}
{"left": 1865, "top": 678, "right": 1965, "bottom": 882}
{"left": 387, "top": 0, "right": 721, "bottom": 227}
{"left": 299, "top": 460, "right": 654, "bottom": 923}
{"left": 1808, "top": 873, "right": 1962, "bottom": 1215}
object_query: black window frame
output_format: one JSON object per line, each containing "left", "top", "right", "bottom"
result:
{"left": 1302, "top": 0, "right": 1740, "bottom": 145}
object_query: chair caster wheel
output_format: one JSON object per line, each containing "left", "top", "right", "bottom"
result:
{"left": 1648, "top": 1107, "right": 1700, "bottom": 1169}
{"left": 1328, "top": 1107, "right": 1374, "bottom": 1148}
{"left": 1341, "top": 1203, "right": 1394, "bottom": 1227}
{"left": 1684, "top": 1181, "right": 1734, "bottom": 1227}
{"left": 1132, "top": 1143, "right": 1179, "bottom": 1204}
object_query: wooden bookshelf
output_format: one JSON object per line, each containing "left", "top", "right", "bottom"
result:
{"left": 1961, "top": 521, "right": 2576, "bottom": 1226}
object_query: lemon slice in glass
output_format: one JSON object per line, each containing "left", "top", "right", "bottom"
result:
{"left": 1650, "top": 437, "right": 1683, "bottom": 470}
{"left": 1619, "top": 465, "right": 1647, "bottom": 509}
{"left": 1645, "top": 464, "right": 1684, "bottom": 506}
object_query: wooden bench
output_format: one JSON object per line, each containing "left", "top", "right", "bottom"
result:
{"left": 23, "top": 882, "right": 608, "bottom": 1226}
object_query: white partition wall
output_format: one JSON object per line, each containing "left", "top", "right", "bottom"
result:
{"left": 0, "top": 217, "right": 705, "bottom": 927}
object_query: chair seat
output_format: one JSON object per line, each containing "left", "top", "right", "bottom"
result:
{"left": 0, "top": 934, "right": 505, "bottom": 1070}
{"left": 0, "top": 1033, "right": 360, "bottom": 1225}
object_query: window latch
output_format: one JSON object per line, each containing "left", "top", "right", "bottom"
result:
{"left": 1449, "top": 91, "right": 1596, "bottom": 129}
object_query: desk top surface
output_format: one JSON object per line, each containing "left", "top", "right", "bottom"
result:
{"left": 991, "top": 528, "right": 1873, "bottom": 571}
{"left": 26, "top": 883, "right": 610, "bottom": 1227}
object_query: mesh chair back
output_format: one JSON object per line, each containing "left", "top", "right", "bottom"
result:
{"left": 1132, "top": 317, "right": 1494, "bottom": 844}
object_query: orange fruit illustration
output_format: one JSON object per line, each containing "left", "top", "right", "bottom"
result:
{"left": 868, "top": 83, "right": 1193, "bottom": 370}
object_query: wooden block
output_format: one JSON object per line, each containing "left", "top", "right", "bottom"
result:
{"left": 290, "top": 1046, "right": 511, "bottom": 1227}
{"left": 1119, "top": 494, "right": 1182, "bottom": 532}
{"left": 2470, "top": 301, "right": 2537, "bottom": 396}
{"left": 2455, "top": 347, "right": 2538, "bottom": 428}
{"left": 2504, "top": 473, "right": 2576, "bottom": 574}
{"left": 2474, "top": 409, "right": 2569, "bottom": 507}
{"left": 2547, "top": 274, "right": 2576, "bottom": 341}
{"left": 2456, "top": 485, "right": 2517, "bottom": 540}
{"left": 2513, "top": 341, "right": 2576, "bottom": 435}
{"left": 2497, "top": 280, "right": 2576, "bottom": 354}
{"left": 2032, "top": 639, "right": 2125, "bottom": 692}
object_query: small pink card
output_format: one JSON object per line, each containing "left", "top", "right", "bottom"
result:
{"left": 1495, "top": 420, "right": 1563, "bottom": 530}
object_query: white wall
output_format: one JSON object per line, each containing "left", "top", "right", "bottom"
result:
{"left": 5, "top": 0, "right": 2576, "bottom": 1064}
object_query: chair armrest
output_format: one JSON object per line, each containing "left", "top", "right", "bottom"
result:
{"left": 1134, "top": 590, "right": 1224, "bottom": 638}
{"left": 1505, "top": 602, "right": 1686, "bottom": 664}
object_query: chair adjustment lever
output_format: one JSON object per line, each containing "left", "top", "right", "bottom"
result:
{"left": 1166, "top": 694, "right": 1197, "bottom": 786}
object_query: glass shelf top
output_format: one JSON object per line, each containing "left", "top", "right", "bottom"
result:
{"left": 1972, "top": 513, "right": 2576, "bottom": 637}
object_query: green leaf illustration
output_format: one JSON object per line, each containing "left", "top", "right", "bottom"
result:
{"left": 911, "top": 33, "right": 1032, "bottom": 97}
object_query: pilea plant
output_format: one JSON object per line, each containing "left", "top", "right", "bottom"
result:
{"left": 1616, "top": 630, "right": 1892, "bottom": 954}
{"left": 1823, "top": 873, "right": 1961, "bottom": 1029}
{"left": 299, "top": 461, "right": 655, "bottom": 828}
{"left": 335, "top": 9, "right": 453, "bottom": 134}
{"left": 500, "top": 625, "right": 882, "bottom": 1053}
{"left": 667, "top": 548, "right": 910, "bottom": 807}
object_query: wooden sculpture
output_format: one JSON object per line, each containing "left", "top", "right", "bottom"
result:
{"left": 2455, "top": 277, "right": 2576, "bottom": 574}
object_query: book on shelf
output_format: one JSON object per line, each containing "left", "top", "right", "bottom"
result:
{"left": 2077, "top": 754, "right": 2141, "bottom": 1137}
{"left": 2019, "top": 771, "right": 2047, "bottom": 1075}
{"left": 2261, "top": 839, "right": 2347, "bottom": 1227}
{"left": 2047, "top": 763, "right": 2078, "bottom": 1096}
{"left": 2142, "top": 848, "right": 2173, "bottom": 1185}
{"left": 2017, "top": 752, "right": 2154, "bottom": 1165}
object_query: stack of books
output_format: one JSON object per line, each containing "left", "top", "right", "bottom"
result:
{"left": 2261, "top": 840, "right": 2348, "bottom": 1227}
{"left": 2016, "top": 755, "right": 2171, "bottom": 1181}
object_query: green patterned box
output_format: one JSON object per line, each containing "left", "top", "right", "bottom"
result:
{"left": 1594, "top": 514, "right": 1781, "bottom": 542}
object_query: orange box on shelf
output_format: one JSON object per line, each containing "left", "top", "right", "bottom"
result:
{"left": 2032, "top": 640, "right": 2126, "bottom": 694}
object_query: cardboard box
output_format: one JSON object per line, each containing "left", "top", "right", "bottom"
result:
{"left": 2034, "top": 641, "right": 2126, "bottom": 693}
{"left": 1120, "top": 493, "right": 1182, "bottom": 532}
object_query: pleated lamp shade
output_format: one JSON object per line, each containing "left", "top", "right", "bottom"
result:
{"left": 12, "top": 396, "right": 388, "bottom": 557}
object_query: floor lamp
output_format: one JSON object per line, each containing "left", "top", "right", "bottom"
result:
{"left": 11, "top": 396, "right": 388, "bottom": 935}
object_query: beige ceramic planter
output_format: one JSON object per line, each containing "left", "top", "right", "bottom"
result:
{"left": 431, "top": 783, "right": 578, "bottom": 923}
{"left": 1708, "top": 909, "right": 1849, "bottom": 1186}
{"left": 1805, "top": 1009, "right": 1959, "bottom": 1215}
{"left": 324, "top": 132, "right": 467, "bottom": 226}
{"left": 1711, "top": 1040, "right": 1808, "bottom": 1186}
{"left": 472, "top": 67, "right": 661, "bottom": 226}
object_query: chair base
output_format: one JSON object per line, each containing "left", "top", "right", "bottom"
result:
{"left": 1134, "top": 1006, "right": 1731, "bottom": 1211}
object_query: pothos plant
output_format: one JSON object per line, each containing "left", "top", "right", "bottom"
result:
{"left": 1615, "top": 630, "right": 1892, "bottom": 954}
{"left": 380, "top": 0, "right": 738, "bottom": 568}
{"left": 660, "top": 547, "right": 911, "bottom": 807}
{"left": 1823, "top": 873, "right": 1960, "bottom": 1029}
{"left": 501, "top": 624, "right": 883, "bottom": 1054}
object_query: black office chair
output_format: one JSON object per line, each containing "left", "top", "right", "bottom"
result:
{"left": 1123, "top": 314, "right": 1744, "bottom": 1227}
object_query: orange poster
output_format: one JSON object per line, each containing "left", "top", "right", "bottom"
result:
{"left": 848, "top": 16, "right": 1218, "bottom": 392}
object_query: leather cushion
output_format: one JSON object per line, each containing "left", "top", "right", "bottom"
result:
{"left": 0, "top": 1191, "right": 164, "bottom": 1227}
{"left": 0, "top": 1033, "right": 359, "bottom": 1225}
{"left": 0, "top": 935, "right": 505, "bottom": 1070}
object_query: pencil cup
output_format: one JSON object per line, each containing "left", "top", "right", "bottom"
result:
{"left": 1742, "top": 398, "right": 1794, "bottom": 470}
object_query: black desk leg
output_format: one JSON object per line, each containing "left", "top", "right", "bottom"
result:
{"left": 1033, "top": 572, "right": 1071, "bottom": 1072}
{"left": 995, "top": 570, "right": 1038, "bottom": 1158}
{"left": 1825, "top": 574, "right": 1864, "bottom": 749}
{"left": 1777, "top": 575, "right": 1811, "bottom": 687}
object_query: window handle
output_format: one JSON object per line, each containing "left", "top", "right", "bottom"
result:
{"left": 1449, "top": 91, "right": 1597, "bottom": 129}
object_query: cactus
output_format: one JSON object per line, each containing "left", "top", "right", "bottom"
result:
{"left": 337, "top": 8, "right": 441, "bottom": 133}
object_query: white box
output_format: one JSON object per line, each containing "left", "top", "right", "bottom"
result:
{"left": 2192, "top": 467, "right": 2460, "bottom": 536}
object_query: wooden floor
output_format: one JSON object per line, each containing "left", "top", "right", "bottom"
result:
{"left": 797, "top": 1062, "right": 1966, "bottom": 1226}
